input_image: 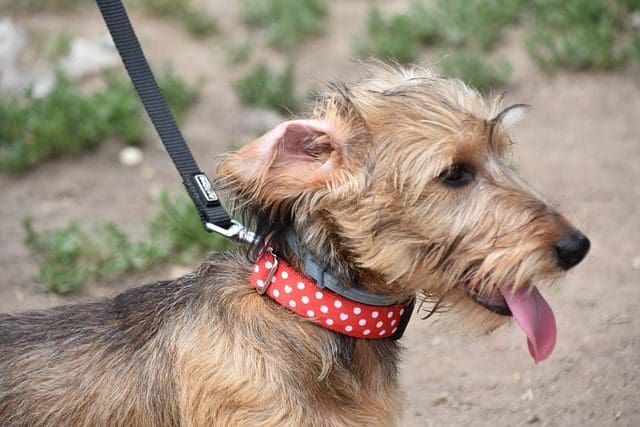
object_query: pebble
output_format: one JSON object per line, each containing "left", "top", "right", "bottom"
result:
{"left": 119, "top": 146, "right": 144, "bottom": 166}
{"left": 520, "top": 388, "right": 534, "bottom": 401}
{"left": 432, "top": 392, "right": 450, "bottom": 406}
{"left": 526, "top": 414, "right": 541, "bottom": 424}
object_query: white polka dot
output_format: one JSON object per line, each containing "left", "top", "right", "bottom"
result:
{"left": 353, "top": 307, "right": 362, "bottom": 315}
{"left": 390, "top": 319, "right": 397, "bottom": 326}
{"left": 334, "top": 300, "right": 342, "bottom": 309}
{"left": 271, "top": 276, "right": 276, "bottom": 283}
{"left": 376, "top": 321, "right": 383, "bottom": 328}
{"left": 387, "top": 311, "right": 394, "bottom": 318}
{"left": 265, "top": 261, "right": 273, "bottom": 269}
{"left": 379, "top": 330, "right": 386, "bottom": 336}
{"left": 288, "top": 300, "right": 296, "bottom": 308}
{"left": 307, "top": 310, "right": 315, "bottom": 317}
{"left": 256, "top": 279, "right": 264, "bottom": 288}
{"left": 372, "top": 311, "right": 379, "bottom": 318}
{"left": 254, "top": 265, "right": 259, "bottom": 273}
{"left": 315, "top": 291, "right": 323, "bottom": 299}
{"left": 297, "top": 282, "right": 305, "bottom": 290}
{"left": 281, "top": 271, "right": 288, "bottom": 279}
{"left": 273, "top": 289, "right": 280, "bottom": 298}
{"left": 363, "top": 329, "right": 371, "bottom": 335}
{"left": 392, "top": 327, "right": 398, "bottom": 334}
{"left": 345, "top": 325, "right": 353, "bottom": 332}
{"left": 301, "top": 296, "right": 310, "bottom": 304}
{"left": 326, "top": 319, "right": 334, "bottom": 326}
{"left": 340, "top": 313, "right": 349, "bottom": 321}
{"left": 358, "top": 319, "right": 367, "bottom": 326}
{"left": 284, "top": 285, "right": 292, "bottom": 294}
{"left": 320, "top": 305, "right": 329, "bottom": 313}
{"left": 400, "top": 308, "right": 405, "bottom": 316}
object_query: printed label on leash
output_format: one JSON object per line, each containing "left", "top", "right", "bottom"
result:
{"left": 194, "top": 174, "right": 218, "bottom": 202}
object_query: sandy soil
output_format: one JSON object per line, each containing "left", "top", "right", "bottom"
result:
{"left": 1, "top": 2, "right": 639, "bottom": 426}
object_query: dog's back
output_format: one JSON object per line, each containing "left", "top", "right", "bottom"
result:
{"left": 0, "top": 274, "right": 186, "bottom": 425}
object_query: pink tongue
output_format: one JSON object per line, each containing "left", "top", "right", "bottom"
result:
{"left": 500, "top": 287, "right": 557, "bottom": 363}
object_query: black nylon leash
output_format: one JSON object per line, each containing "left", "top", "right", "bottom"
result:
{"left": 95, "top": 0, "right": 254, "bottom": 243}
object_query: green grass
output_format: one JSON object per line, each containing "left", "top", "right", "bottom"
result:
{"left": 24, "top": 218, "right": 167, "bottom": 294}
{"left": 525, "top": 0, "right": 629, "bottom": 71}
{"left": 226, "top": 40, "right": 253, "bottom": 65}
{"left": 182, "top": 12, "right": 219, "bottom": 38}
{"left": 439, "top": 50, "right": 513, "bottom": 90}
{"left": 242, "top": 0, "right": 328, "bottom": 51}
{"left": 356, "top": 7, "right": 423, "bottom": 63}
{"left": 234, "top": 63, "right": 297, "bottom": 113}
{"left": 136, "top": 0, "right": 218, "bottom": 38}
{"left": 357, "top": 0, "right": 525, "bottom": 64}
{"left": 4, "top": 0, "right": 86, "bottom": 12}
{"left": 0, "top": 71, "right": 199, "bottom": 174}
{"left": 427, "top": 0, "right": 525, "bottom": 50}
{"left": 25, "top": 191, "right": 234, "bottom": 294}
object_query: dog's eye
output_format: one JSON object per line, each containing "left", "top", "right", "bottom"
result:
{"left": 439, "top": 164, "right": 474, "bottom": 187}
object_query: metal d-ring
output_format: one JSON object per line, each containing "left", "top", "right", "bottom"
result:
{"left": 257, "top": 247, "right": 279, "bottom": 295}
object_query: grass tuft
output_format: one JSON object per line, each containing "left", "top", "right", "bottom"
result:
{"left": 24, "top": 218, "right": 167, "bottom": 294}
{"left": 439, "top": 50, "right": 513, "bottom": 90}
{"left": 136, "top": 0, "right": 218, "bottom": 38}
{"left": 25, "top": 191, "right": 234, "bottom": 294}
{"left": 357, "top": 0, "right": 525, "bottom": 64}
{"left": 356, "top": 7, "right": 422, "bottom": 63}
{"left": 234, "top": 63, "right": 297, "bottom": 113}
{"left": 525, "top": 0, "right": 629, "bottom": 71}
{"left": 4, "top": 0, "right": 85, "bottom": 12}
{"left": 0, "top": 71, "right": 199, "bottom": 174}
{"left": 242, "top": 0, "right": 328, "bottom": 51}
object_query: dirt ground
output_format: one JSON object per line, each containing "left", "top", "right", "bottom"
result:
{"left": 1, "top": 2, "right": 639, "bottom": 426}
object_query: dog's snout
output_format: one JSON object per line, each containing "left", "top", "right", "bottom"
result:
{"left": 554, "top": 230, "right": 590, "bottom": 270}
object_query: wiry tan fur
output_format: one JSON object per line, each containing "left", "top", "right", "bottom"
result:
{"left": 0, "top": 64, "right": 586, "bottom": 426}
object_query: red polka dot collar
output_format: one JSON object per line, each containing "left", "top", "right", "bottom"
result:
{"left": 250, "top": 248, "right": 414, "bottom": 339}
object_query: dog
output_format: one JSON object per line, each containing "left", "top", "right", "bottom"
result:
{"left": 0, "top": 64, "right": 589, "bottom": 426}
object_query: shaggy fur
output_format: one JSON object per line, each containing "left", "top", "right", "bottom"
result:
{"left": 0, "top": 64, "right": 587, "bottom": 426}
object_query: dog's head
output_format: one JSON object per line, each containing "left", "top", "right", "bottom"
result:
{"left": 218, "top": 64, "right": 589, "bottom": 361}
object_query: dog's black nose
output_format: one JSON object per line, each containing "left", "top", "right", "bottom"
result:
{"left": 554, "top": 230, "right": 590, "bottom": 270}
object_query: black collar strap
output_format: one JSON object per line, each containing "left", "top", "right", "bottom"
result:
{"left": 285, "top": 233, "right": 416, "bottom": 339}
{"left": 96, "top": 0, "right": 254, "bottom": 244}
{"left": 286, "top": 231, "right": 414, "bottom": 306}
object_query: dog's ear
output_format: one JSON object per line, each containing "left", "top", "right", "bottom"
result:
{"left": 219, "top": 119, "right": 344, "bottom": 202}
{"left": 494, "top": 104, "right": 529, "bottom": 130}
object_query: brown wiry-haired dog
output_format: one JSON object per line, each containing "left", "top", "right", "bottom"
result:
{"left": 0, "top": 64, "right": 589, "bottom": 426}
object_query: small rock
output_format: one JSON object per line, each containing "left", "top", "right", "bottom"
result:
{"left": 526, "top": 414, "right": 540, "bottom": 424}
{"left": 520, "top": 388, "right": 534, "bottom": 401}
{"left": 631, "top": 256, "right": 640, "bottom": 270}
{"left": 513, "top": 372, "right": 522, "bottom": 383}
{"left": 614, "top": 410, "right": 622, "bottom": 421}
{"left": 432, "top": 392, "right": 449, "bottom": 406}
{"left": 119, "top": 146, "right": 144, "bottom": 166}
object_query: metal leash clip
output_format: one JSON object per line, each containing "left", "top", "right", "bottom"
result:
{"left": 205, "top": 220, "right": 256, "bottom": 245}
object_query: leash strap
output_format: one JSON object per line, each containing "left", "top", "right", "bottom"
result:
{"left": 96, "top": 0, "right": 254, "bottom": 242}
